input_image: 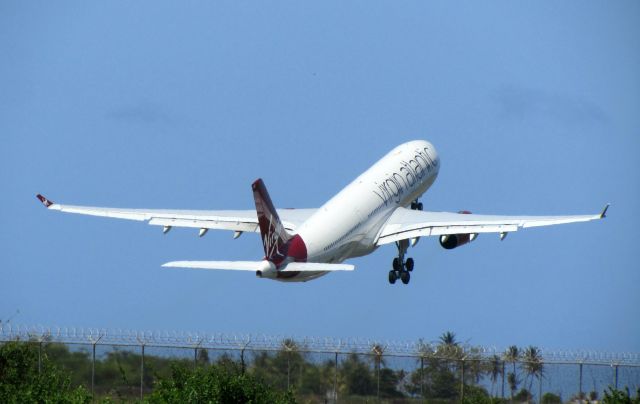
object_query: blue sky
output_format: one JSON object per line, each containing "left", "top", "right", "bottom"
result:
{"left": 1, "top": 1, "right": 639, "bottom": 352}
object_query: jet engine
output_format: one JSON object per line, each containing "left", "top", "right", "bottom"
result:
{"left": 439, "top": 210, "right": 478, "bottom": 249}
{"left": 439, "top": 233, "right": 478, "bottom": 249}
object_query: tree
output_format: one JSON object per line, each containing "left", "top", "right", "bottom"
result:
{"left": 0, "top": 341, "right": 90, "bottom": 403}
{"left": 521, "top": 346, "right": 543, "bottom": 393}
{"left": 514, "top": 388, "right": 532, "bottom": 402}
{"left": 370, "top": 343, "right": 385, "bottom": 399}
{"left": 486, "top": 354, "right": 503, "bottom": 397}
{"left": 507, "top": 372, "right": 519, "bottom": 402}
{"left": 602, "top": 387, "right": 640, "bottom": 404}
{"left": 541, "top": 392, "right": 562, "bottom": 404}
{"left": 440, "top": 331, "right": 459, "bottom": 347}
{"left": 462, "top": 384, "right": 499, "bottom": 404}
{"left": 438, "top": 331, "right": 463, "bottom": 360}
{"left": 341, "top": 353, "right": 375, "bottom": 397}
{"left": 196, "top": 348, "right": 210, "bottom": 366}
{"left": 250, "top": 340, "right": 306, "bottom": 392}
{"left": 503, "top": 345, "right": 520, "bottom": 401}
{"left": 146, "top": 362, "right": 295, "bottom": 403}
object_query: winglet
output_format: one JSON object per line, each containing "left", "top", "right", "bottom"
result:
{"left": 599, "top": 203, "right": 610, "bottom": 219}
{"left": 36, "top": 194, "right": 54, "bottom": 208}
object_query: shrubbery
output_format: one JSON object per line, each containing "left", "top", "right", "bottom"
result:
{"left": 0, "top": 341, "right": 90, "bottom": 403}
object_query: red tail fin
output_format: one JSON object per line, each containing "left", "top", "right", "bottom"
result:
{"left": 252, "top": 179, "right": 291, "bottom": 263}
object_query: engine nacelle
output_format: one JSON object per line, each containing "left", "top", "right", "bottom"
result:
{"left": 255, "top": 260, "right": 277, "bottom": 279}
{"left": 439, "top": 210, "right": 477, "bottom": 249}
{"left": 439, "top": 233, "right": 477, "bottom": 249}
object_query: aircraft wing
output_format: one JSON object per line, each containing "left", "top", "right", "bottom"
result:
{"left": 36, "top": 194, "right": 315, "bottom": 234}
{"left": 376, "top": 204, "right": 609, "bottom": 246}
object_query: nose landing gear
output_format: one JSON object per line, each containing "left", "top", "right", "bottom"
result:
{"left": 388, "top": 239, "right": 414, "bottom": 285}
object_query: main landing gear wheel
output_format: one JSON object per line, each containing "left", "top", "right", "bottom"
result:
{"left": 392, "top": 258, "right": 401, "bottom": 271}
{"left": 390, "top": 239, "right": 415, "bottom": 285}
{"left": 405, "top": 257, "right": 414, "bottom": 272}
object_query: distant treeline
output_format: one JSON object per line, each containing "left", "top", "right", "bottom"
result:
{"left": 2, "top": 332, "right": 638, "bottom": 403}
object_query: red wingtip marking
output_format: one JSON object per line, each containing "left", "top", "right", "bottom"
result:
{"left": 36, "top": 194, "right": 53, "bottom": 208}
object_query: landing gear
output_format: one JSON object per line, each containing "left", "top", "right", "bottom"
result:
{"left": 392, "top": 258, "right": 401, "bottom": 271}
{"left": 389, "top": 239, "right": 415, "bottom": 285}
{"left": 405, "top": 257, "right": 414, "bottom": 272}
{"left": 410, "top": 200, "right": 423, "bottom": 211}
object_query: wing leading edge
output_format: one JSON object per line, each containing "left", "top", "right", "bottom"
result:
{"left": 376, "top": 204, "right": 609, "bottom": 246}
{"left": 36, "top": 194, "right": 315, "bottom": 235}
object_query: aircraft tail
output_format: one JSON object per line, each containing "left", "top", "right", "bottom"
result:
{"left": 252, "top": 179, "right": 291, "bottom": 263}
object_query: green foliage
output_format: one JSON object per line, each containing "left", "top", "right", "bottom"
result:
{"left": 522, "top": 345, "right": 544, "bottom": 391}
{"left": 541, "top": 392, "right": 562, "bottom": 404}
{"left": 462, "top": 384, "right": 504, "bottom": 404}
{"left": 341, "top": 353, "right": 375, "bottom": 396}
{"left": 602, "top": 386, "right": 640, "bottom": 404}
{"left": 513, "top": 388, "right": 532, "bottom": 402}
{"left": 507, "top": 372, "right": 519, "bottom": 399}
{"left": 0, "top": 341, "right": 91, "bottom": 403}
{"left": 9, "top": 334, "right": 633, "bottom": 403}
{"left": 146, "top": 362, "right": 295, "bottom": 404}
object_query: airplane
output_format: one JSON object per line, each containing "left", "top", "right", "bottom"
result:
{"left": 36, "top": 140, "right": 609, "bottom": 285}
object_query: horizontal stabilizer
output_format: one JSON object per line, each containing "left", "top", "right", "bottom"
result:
{"left": 162, "top": 261, "right": 264, "bottom": 271}
{"left": 162, "top": 260, "right": 354, "bottom": 272}
{"left": 281, "top": 262, "right": 354, "bottom": 272}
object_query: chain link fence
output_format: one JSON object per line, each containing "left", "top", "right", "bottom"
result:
{"left": 2, "top": 324, "right": 639, "bottom": 402}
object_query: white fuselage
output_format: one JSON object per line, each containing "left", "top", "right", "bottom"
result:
{"left": 293, "top": 140, "right": 440, "bottom": 281}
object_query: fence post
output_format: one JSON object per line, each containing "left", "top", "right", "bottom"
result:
{"left": 91, "top": 342, "right": 96, "bottom": 399}
{"left": 579, "top": 362, "right": 583, "bottom": 403}
{"left": 614, "top": 364, "right": 619, "bottom": 389}
{"left": 334, "top": 351, "right": 338, "bottom": 403}
{"left": 459, "top": 359, "right": 465, "bottom": 402}
{"left": 38, "top": 341, "right": 42, "bottom": 375}
{"left": 140, "top": 344, "right": 145, "bottom": 400}
{"left": 538, "top": 369, "right": 542, "bottom": 404}
{"left": 240, "top": 347, "right": 246, "bottom": 375}
{"left": 194, "top": 347, "right": 198, "bottom": 368}
{"left": 376, "top": 355, "right": 380, "bottom": 402}
{"left": 89, "top": 334, "right": 103, "bottom": 402}
{"left": 501, "top": 361, "right": 505, "bottom": 399}
{"left": 420, "top": 356, "right": 424, "bottom": 400}
{"left": 287, "top": 351, "right": 291, "bottom": 390}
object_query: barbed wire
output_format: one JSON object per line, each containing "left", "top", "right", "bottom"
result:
{"left": 1, "top": 324, "right": 638, "bottom": 366}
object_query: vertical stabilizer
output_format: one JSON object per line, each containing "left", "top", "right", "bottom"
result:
{"left": 252, "top": 179, "right": 291, "bottom": 263}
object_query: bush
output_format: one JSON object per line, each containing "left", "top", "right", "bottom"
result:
{"left": 602, "top": 386, "right": 640, "bottom": 404}
{"left": 0, "top": 341, "right": 91, "bottom": 403}
{"left": 541, "top": 392, "right": 562, "bottom": 404}
{"left": 146, "top": 362, "right": 295, "bottom": 403}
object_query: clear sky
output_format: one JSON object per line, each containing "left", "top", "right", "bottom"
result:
{"left": 1, "top": 1, "right": 639, "bottom": 352}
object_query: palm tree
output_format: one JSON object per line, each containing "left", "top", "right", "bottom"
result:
{"left": 503, "top": 345, "right": 520, "bottom": 401}
{"left": 439, "top": 331, "right": 458, "bottom": 348}
{"left": 438, "top": 331, "right": 463, "bottom": 360}
{"left": 522, "top": 346, "right": 544, "bottom": 398}
{"left": 371, "top": 343, "right": 386, "bottom": 400}
{"left": 507, "top": 372, "right": 519, "bottom": 402}
{"left": 487, "top": 354, "right": 503, "bottom": 397}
